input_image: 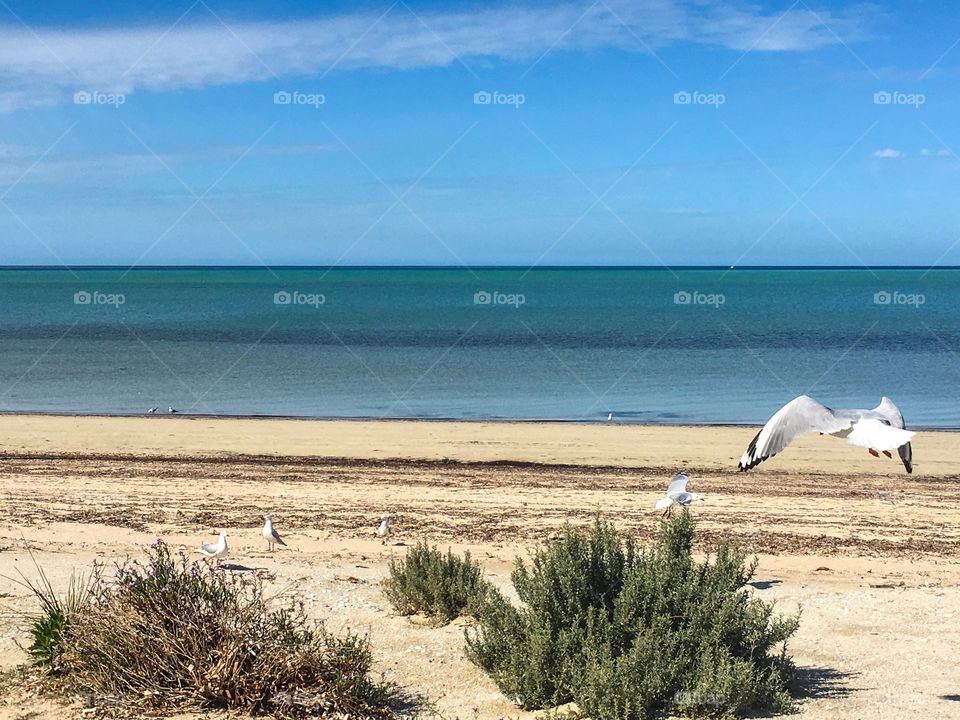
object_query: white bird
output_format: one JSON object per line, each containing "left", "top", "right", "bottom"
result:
{"left": 376, "top": 515, "right": 392, "bottom": 544}
{"left": 168, "top": 406, "right": 178, "bottom": 414}
{"left": 607, "top": 412, "right": 614, "bottom": 422}
{"left": 146, "top": 407, "right": 157, "bottom": 414}
{"left": 739, "top": 395, "right": 914, "bottom": 473}
{"left": 195, "top": 531, "right": 228, "bottom": 562}
{"left": 262, "top": 515, "right": 287, "bottom": 552}
{"left": 655, "top": 472, "right": 701, "bottom": 516}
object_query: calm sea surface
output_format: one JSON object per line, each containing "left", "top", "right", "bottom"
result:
{"left": 0, "top": 267, "right": 956, "bottom": 426}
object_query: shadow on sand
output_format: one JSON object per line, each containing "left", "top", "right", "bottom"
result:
{"left": 219, "top": 563, "right": 268, "bottom": 573}
{"left": 748, "top": 579, "right": 784, "bottom": 590}
{"left": 792, "top": 666, "right": 858, "bottom": 701}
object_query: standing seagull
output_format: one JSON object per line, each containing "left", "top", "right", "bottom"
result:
{"left": 376, "top": 515, "right": 392, "bottom": 544}
{"left": 195, "top": 531, "right": 228, "bottom": 563}
{"left": 739, "top": 395, "right": 914, "bottom": 473}
{"left": 655, "top": 472, "right": 701, "bottom": 516}
{"left": 146, "top": 407, "right": 157, "bottom": 415}
{"left": 168, "top": 406, "right": 178, "bottom": 414}
{"left": 607, "top": 412, "right": 614, "bottom": 422}
{"left": 261, "top": 515, "right": 287, "bottom": 552}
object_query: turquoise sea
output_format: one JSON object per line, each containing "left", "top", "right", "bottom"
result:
{"left": 0, "top": 267, "right": 956, "bottom": 426}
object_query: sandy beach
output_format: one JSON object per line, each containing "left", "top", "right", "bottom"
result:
{"left": 1, "top": 415, "right": 959, "bottom": 719}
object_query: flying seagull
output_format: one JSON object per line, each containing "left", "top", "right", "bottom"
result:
{"left": 376, "top": 515, "right": 392, "bottom": 544}
{"left": 655, "top": 472, "right": 701, "bottom": 516}
{"left": 262, "top": 515, "right": 287, "bottom": 552}
{"left": 195, "top": 531, "right": 228, "bottom": 563}
{"left": 739, "top": 395, "right": 914, "bottom": 473}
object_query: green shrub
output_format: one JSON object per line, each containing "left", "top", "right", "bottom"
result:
{"left": 41, "top": 540, "right": 399, "bottom": 718}
{"left": 10, "top": 559, "right": 97, "bottom": 671}
{"left": 466, "top": 514, "right": 799, "bottom": 719}
{"left": 383, "top": 541, "right": 491, "bottom": 624}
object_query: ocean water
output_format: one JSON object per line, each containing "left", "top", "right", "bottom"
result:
{"left": 0, "top": 267, "right": 957, "bottom": 426}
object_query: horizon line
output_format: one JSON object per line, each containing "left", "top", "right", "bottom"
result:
{"left": 2, "top": 264, "right": 960, "bottom": 271}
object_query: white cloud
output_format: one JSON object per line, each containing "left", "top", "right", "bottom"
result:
{"left": 0, "top": 1, "right": 874, "bottom": 112}
{"left": 873, "top": 148, "right": 902, "bottom": 158}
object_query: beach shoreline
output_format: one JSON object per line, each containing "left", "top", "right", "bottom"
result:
{"left": 0, "top": 413, "right": 958, "bottom": 474}
{"left": 1, "top": 415, "right": 960, "bottom": 719}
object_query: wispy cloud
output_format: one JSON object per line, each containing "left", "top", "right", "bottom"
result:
{"left": 873, "top": 148, "right": 902, "bottom": 158}
{"left": 0, "top": 0, "right": 875, "bottom": 112}
{"left": 920, "top": 148, "right": 951, "bottom": 157}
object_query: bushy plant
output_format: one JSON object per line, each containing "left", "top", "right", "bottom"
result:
{"left": 42, "top": 540, "right": 398, "bottom": 718}
{"left": 383, "top": 541, "right": 491, "bottom": 624}
{"left": 10, "top": 558, "right": 97, "bottom": 671}
{"left": 466, "top": 514, "right": 799, "bottom": 719}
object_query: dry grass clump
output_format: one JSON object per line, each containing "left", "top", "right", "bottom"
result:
{"left": 28, "top": 540, "right": 399, "bottom": 718}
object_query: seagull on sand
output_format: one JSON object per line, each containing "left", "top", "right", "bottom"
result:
{"left": 739, "top": 395, "right": 914, "bottom": 473}
{"left": 607, "top": 412, "right": 614, "bottom": 422}
{"left": 146, "top": 407, "right": 157, "bottom": 414}
{"left": 195, "top": 531, "right": 228, "bottom": 563}
{"left": 262, "top": 515, "right": 287, "bottom": 552}
{"left": 168, "top": 406, "right": 178, "bottom": 414}
{"left": 655, "top": 472, "right": 701, "bottom": 516}
{"left": 376, "top": 515, "right": 392, "bottom": 544}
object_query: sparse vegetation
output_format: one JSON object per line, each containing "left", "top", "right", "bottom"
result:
{"left": 383, "top": 541, "right": 491, "bottom": 624}
{"left": 11, "top": 556, "right": 97, "bottom": 671}
{"left": 25, "top": 540, "right": 401, "bottom": 718}
{"left": 466, "top": 514, "right": 799, "bottom": 719}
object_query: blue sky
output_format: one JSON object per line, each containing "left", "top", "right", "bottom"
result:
{"left": 0, "top": 0, "right": 958, "bottom": 267}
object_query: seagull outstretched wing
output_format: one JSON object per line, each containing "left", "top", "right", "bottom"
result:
{"left": 666, "top": 472, "right": 689, "bottom": 497}
{"left": 739, "top": 395, "right": 850, "bottom": 471}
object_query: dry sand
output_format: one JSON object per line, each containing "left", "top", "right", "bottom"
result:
{"left": 1, "top": 415, "right": 959, "bottom": 719}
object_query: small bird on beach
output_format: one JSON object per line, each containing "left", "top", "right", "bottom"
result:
{"left": 607, "top": 412, "right": 614, "bottom": 422}
{"left": 195, "top": 531, "right": 228, "bottom": 563}
{"left": 655, "top": 472, "right": 701, "bottom": 517}
{"left": 262, "top": 514, "right": 287, "bottom": 552}
{"left": 146, "top": 407, "right": 157, "bottom": 414}
{"left": 376, "top": 515, "right": 392, "bottom": 544}
{"left": 738, "top": 395, "right": 914, "bottom": 473}
{"left": 168, "top": 406, "right": 178, "bottom": 414}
